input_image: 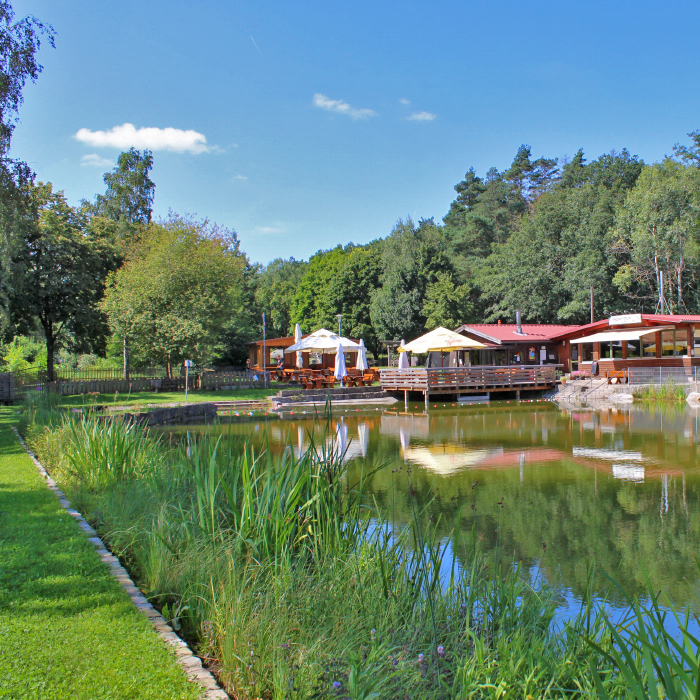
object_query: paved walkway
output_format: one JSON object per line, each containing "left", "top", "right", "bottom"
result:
{"left": 0, "top": 410, "right": 202, "bottom": 700}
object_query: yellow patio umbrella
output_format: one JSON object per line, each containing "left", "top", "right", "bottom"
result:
{"left": 398, "top": 327, "right": 486, "bottom": 354}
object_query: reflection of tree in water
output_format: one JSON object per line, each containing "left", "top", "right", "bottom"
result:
{"left": 159, "top": 403, "right": 700, "bottom": 608}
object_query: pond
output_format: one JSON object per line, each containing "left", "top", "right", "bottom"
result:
{"left": 158, "top": 399, "right": 700, "bottom": 612}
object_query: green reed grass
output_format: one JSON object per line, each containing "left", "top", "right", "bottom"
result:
{"left": 632, "top": 381, "right": 688, "bottom": 403}
{"left": 22, "top": 396, "right": 700, "bottom": 699}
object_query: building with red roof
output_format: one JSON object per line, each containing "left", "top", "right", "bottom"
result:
{"left": 454, "top": 321, "right": 580, "bottom": 368}
{"left": 455, "top": 313, "right": 700, "bottom": 374}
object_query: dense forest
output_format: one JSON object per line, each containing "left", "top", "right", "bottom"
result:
{"left": 2, "top": 1, "right": 700, "bottom": 375}
{"left": 255, "top": 136, "right": 700, "bottom": 358}
{"left": 7, "top": 134, "right": 700, "bottom": 376}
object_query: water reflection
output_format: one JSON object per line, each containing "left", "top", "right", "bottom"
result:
{"left": 158, "top": 401, "right": 700, "bottom": 609}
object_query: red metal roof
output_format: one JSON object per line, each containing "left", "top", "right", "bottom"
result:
{"left": 548, "top": 314, "right": 700, "bottom": 341}
{"left": 457, "top": 323, "right": 580, "bottom": 344}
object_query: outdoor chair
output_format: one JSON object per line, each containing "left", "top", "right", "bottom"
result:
{"left": 299, "top": 376, "right": 312, "bottom": 390}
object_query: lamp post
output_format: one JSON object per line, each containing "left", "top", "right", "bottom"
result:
{"left": 335, "top": 314, "right": 343, "bottom": 336}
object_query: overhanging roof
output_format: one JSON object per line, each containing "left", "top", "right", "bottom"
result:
{"left": 572, "top": 327, "right": 673, "bottom": 343}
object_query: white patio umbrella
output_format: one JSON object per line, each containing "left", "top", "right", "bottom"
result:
{"left": 334, "top": 339, "right": 347, "bottom": 384}
{"left": 398, "top": 339, "right": 410, "bottom": 369}
{"left": 356, "top": 338, "right": 369, "bottom": 371}
{"left": 294, "top": 323, "right": 303, "bottom": 368}
{"left": 285, "top": 328, "right": 361, "bottom": 354}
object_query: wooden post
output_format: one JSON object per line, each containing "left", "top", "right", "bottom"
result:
{"left": 404, "top": 390, "right": 408, "bottom": 411}
{"left": 424, "top": 391, "right": 428, "bottom": 408}
{"left": 655, "top": 332, "right": 662, "bottom": 359}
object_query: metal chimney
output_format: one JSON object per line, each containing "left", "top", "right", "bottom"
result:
{"left": 516, "top": 310, "right": 523, "bottom": 335}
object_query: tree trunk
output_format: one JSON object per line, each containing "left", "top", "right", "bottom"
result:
{"left": 123, "top": 336, "right": 130, "bottom": 380}
{"left": 45, "top": 325, "right": 55, "bottom": 383}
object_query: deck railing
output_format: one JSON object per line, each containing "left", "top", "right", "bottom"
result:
{"left": 380, "top": 365, "right": 557, "bottom": 391}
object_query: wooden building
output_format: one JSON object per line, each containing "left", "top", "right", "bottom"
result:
{"left": 454, "top": 322, "right": 580, "bottom": 367}
{"left": 549, "top": 313, "right": 700, "bottom": 374}
{"left": 247, "top": 335, "right": 358, "bottom": 371}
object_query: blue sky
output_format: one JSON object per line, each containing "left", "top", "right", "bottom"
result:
{"left": 10, "top": 0, "right": 700, "bottom": 264}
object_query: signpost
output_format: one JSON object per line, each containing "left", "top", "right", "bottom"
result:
{"left": 262, "top": 312, "right": 267, "bottom": 389}
{"left": 184, "top": 360, "right": 193, "bottom": 400}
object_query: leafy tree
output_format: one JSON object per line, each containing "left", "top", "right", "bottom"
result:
{"left": 84, "top": 147, "right": 155, "bottom": 242}
{"left": 101, "top": 215, "right": 249, "bottom": 377}
{"left": 613, "top": 160, "right": 700, "bottom": 312}
{"left": 9, "top": 182, "right": 118, "bottom": 381}
{"left": 0, "top": 1, "right": 54, "bottom": 156}
{"left": 255, "top": 257, "right": 307, "bottom": 337}
{"left": 443, "top": 168, "right": 485, "bottom": 228}
{"left": 0, "top": 2, "right": 54, "bottom": 334}
{"left": 370, "top": 218, "right": 452, "bottom": 341}
{"left": 478, "top": 151, "right": 644, "bottom": 323}
{"left": 290, "top": 243, "right": 383, "bottom": 354}
{"left": 558, "top": 149, "right": 586, "bottom": 189}
{"left": 421, "top": 272, "right": 474, "bottom": 329}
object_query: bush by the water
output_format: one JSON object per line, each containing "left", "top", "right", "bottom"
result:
{"left": 22, "top": 393, "right": 700, "bottom": 699}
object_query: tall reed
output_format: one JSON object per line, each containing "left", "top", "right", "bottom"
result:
{"left": 21, "top": 397, "right": 700, "bottom": 699}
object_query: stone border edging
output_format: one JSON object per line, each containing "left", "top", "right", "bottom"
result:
{"left": 11, "top": 427, "right": 229, "bottom": 700}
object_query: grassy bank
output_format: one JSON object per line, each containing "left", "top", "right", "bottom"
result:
{"left": 0, "top": 407, "right": 202, "bottom": 700}
{"left": 631, "top": 382, "right": 688, "bottom": 403}
{"left": 21, "top": 394, "right": 700, "bottom": 699}
{"left": 50, "top": 387, "right": 279, "bottom": 410}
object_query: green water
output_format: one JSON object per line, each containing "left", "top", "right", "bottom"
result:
{"left": 158, "top": 400, "right": 700, "bottom": 609}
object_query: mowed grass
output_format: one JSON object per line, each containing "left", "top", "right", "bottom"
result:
{"left": 54, "top": 387, "right": 279, "bottom": 410}
{"left": 0, "top": 408, "right": 202, "bottom": 700}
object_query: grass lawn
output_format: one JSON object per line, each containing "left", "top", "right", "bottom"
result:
{"left": 0, "top": 408, "right": 203, "bottom": 700}
{"left": 56, "top": 387, "right": 279, "bottom": 410}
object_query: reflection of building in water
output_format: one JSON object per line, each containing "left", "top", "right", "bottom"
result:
{"left": 402, "top": 445, "right": 504, "bottom": 475}
{"left": 573, "top": 447, "right": 645, "bottom": 462}
{"left": 380, "top": 413, "right": 430, "bottom": 440}
{"left": 612, "top": 463, "right": 645, "bottom": 482}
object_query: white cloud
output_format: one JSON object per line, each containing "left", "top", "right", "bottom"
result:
{"left": 256, "top": 226, "right": 285, "bottom": 235}
{"left": 313, "top": 93, "right": 377, "bottom": 120}
{"left": 406, "top": 111, "right": 437, "bottom": 121}
{"left": 233, "top": 174, "right": 248, "bottom": 180}
{"left": 399, "top": 98, "right": 410, "bottom": 105}
{"left": 80, "top": 153, "right": 114, "bottom": 168}
{"left": 74, "top": 123, "right": 211, "bottom": 153}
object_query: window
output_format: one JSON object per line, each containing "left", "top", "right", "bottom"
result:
{"left": 662, "top": 330, "right": 675, "bottom": 357}
{"left": 612, "top": 341, "right": 624, "bottom": 359}
{"left": 270, "top": 348, "right": 284, "bottom": 361}
{"left": 627, "top": 339, "right": 641, "bottom": 358}
{"left": 310, "top": 351, "right": 323, "bottom": 365}
{"left": 580, "top": 343, "right": 593, "bottom": 362}
{"left": 600, "top": 341, "right": 612, "bottom": 359}
{"left": 676, "top": 330, "right": 689, "bottom": 356}
{"left": 642, "top": 335, "right": 656, "bottom": 356}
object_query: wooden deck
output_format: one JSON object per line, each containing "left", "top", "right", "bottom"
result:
{"left": 380, "top": 366, "right": 557, "bottom": 403}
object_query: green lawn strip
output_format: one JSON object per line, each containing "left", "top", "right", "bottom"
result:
{"left": 0, "top": 408, "right": 202, "bottom": 700}
{"left": 55, "top": 387, "right": 279, "bottom": 410}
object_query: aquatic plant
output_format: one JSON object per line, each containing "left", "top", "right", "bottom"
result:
{"left": 22, "top": 397, "right": 700, "bottom": 699}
